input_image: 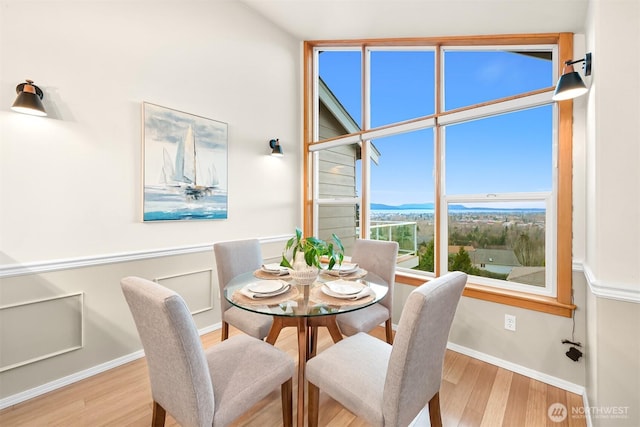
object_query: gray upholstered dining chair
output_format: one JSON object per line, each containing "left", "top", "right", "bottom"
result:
{"left": 306, "top": 271, "right": 467, "bottom": 427}
{"left": 214, "top": 239, "right": 273, "bottom": 341}
{"left": 121, "top": 276, "right": 295, "bottom": 427}
{"left": 336, "top": 239, "right": 399, "bottom": 344}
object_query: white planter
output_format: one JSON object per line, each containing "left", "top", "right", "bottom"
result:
{"left": 288, "top": 268, "right": 319, "bottom": 285}
{"left": 289, "top": 252, "right": 319, "bottom": 285}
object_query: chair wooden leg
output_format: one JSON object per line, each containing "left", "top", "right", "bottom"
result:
{"left": 281, "top": 378, "right": 293, "bottom": 427}
{"left": 152, "top": 401, "right": 166, "bottom": 427}
{"left": 221, "top": 321, "right": 229, "bottom": 341}
{"left": 385, "top": 318, "right": 394, "bottom": 344}
{"left": 266, "top": 317, "right": 284, "bottom": 345}
{"left": 325, "top": 318, "right": 343, "bottom": 344}
{"left": 308, "top": 326, "right": 318, "bottom": 358}
{"left": 308, "top": 381, "right": 320, "bottom": 427}
{"left": 428, "top": 392, "right": 442, "bottom": 427}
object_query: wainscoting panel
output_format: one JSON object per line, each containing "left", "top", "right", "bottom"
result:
{"left": 155, "top": 269, "right": 214, "bottom": 315}
{"left": 0, "top": 293, "right": 83, "bottom": 372}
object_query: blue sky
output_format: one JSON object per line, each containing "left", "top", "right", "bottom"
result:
{"left": 319, "top": 49, "right": 553, "bottom": 206}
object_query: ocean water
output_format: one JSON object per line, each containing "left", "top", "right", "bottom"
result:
{"left": 371, "top": 207, "right": 545, "bottom": 216}
{"left": 143, "top": 186, "right": 228, "bottom": 221}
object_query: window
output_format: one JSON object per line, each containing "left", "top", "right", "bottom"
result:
{"left": 369, "top": 129, "right": 435, "bottom": 271}
{"left": 370, "top": 49, "right": 435, "bottom": 127}
{"left": 304, "top": 34, "right": 575, "bottom": 317}
{"left": 443, "top": 49, "right": 553, "bottom": 109}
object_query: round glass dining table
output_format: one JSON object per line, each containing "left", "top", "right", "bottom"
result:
{"left": 224, "top": 270, "right": 388, "bottom": 427}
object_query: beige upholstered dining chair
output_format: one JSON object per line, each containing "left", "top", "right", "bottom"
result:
{"left": 306, "top": 271, "right": 468, "bottom": 427}
{"left": 214, "top": 239, "right": 273, "bottom": 341}
{"left": 121, "top": 276, "right": 295, "bottom": 427}
{"left": 336, "top": 239, "right": 399, "bottom": 344}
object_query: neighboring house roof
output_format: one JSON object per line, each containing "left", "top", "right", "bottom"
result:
{"left": 448, "top": 245, "right": 476, "bottom": 254}
{"left": 319, "top": 78, "right": 359, "bottom": 134}
{"left": 318, "top": 78, "right": 380, "bottom": 164}
{"left": 507, "top": 266, "right": 546, "bottom": 287}
{"left": 470, "top": 248, "right": 521, "bottom": 267}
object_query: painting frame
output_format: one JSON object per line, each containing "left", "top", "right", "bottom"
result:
{"left": 142, "top": 102, "right": 228, "bottom": 221}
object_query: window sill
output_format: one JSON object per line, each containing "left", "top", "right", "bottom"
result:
{"left": 395, "top": 271, "right": 575, "bottom": 318}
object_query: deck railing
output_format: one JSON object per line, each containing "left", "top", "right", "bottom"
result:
{"left": 368, "top": 220, "right": 418, "bottom": 256}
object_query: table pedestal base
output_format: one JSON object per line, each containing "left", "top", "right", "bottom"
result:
{"left": 265, "top": 316, "right": 343, "bottom": 426}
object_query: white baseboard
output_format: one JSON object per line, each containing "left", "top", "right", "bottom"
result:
{"left": 0, "top": 350, "right": 144, "bottom": 410}
{"left": 0, "top": 322, "right": 223, "bottom": 411}
{"left": 3, "top": 322, "right": 591, "bottom": 426}
{"left": 392, "top": 326, "right": 590, "bottom": 427}
{"left": 583, "top": 391, "right": 593, "bottom": 427}
{"left": 406, "top": 344, "right": 592, "bottom": 427}
{"left": 446, "top": 341, "right": 585, "bottom": 395}
{"left": 394, "top": 319, "right": 583, "bottom": 396}
{"left": 198, "top": 323, "right": 222, "bottom": 336}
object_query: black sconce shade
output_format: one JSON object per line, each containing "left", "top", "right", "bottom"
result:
{"left": 552, "top": 53, "right": 592, "bottom": 101}
{"left": 11, "top": 80, "right": 47, "bottom": 116}
{"left": 269, "top": 139, "right": 283, "bottom": 157}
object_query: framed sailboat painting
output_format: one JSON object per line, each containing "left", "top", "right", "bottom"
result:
{"left": 142, "top": 102, "right": 228, "bottom": 221}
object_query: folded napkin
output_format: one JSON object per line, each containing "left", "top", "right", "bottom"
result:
{"left": 323, "top": 262, "right": 359, "bottom": 276}
{"left": 322, "top": 283, "right": 375, "bottom": 300}
{"left": 240, "top": 283, "right": 290, "bottom": 299}
{"left": 261, "top": 263, "right": 289, "bottom": 275}
{"left": 347, "top": 286, "right": 375, "bottom": 300}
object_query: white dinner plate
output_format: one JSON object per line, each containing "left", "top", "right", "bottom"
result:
{"left": 321, "top": 283, "right": 369, "bottom": 300}
{"left": 261, "top": 263, "right": 289, "bottom": 275}
{"left": 323, "top": 262, "right": 359, "bottom": 276}
{"left": 241, "top": 283, "right": 291, "bottom": 299}
{"left": 247, "top": 280, "right": 286, "bottom": 294}
{"left": 324, "top": 279, "right": 365, "bottom": 295}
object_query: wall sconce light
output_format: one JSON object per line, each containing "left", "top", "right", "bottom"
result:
{"left": 269, "top": 138, "right": 283, "bottom": 157}
{"left": 11, "top": 79, "right": 47, "bottom": 116}
{"left": 552, "top": 53, "right": 592, "bottom": 101}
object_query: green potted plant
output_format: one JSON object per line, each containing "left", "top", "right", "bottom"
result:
{"left": 280, "top": 228, "right": 344, "bottom": 283}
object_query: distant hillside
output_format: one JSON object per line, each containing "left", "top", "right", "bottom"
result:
{"left": 370, "top": 203, "right": 544, "bottom": 212}
{"left": 371, "top": 203, "right": 435, "bottom": 210}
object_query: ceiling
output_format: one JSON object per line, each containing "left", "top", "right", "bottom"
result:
{"left": 240, "top": 0, "right": 589, "bottom": 41}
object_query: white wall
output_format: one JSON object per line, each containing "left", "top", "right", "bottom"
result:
{"left": 393, "top": 270, "right": 587, "bottom": 389}
{"left": 0, "top": 0, "right": 301, "bottom": 403}
{"left": 0, "top": 0, "right": 301, "bottom": 267}
{"left": 584, "top": 0, "right": 640, "bottom": 296}
{"left": 583, "top": 1, "right": 640, "bottom": 425}
{"left": 2, "top": 1, "right": 638, "bottom": 423}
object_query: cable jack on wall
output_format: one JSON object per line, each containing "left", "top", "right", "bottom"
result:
{"left": 562, "top": 339, "right": 583, "bottom": 362}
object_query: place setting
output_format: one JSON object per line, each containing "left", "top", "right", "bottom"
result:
{"left": 311, "top": 278, "right": 375, "bottom": 305}
{"left": 233, "top": 279, "right": 298, "bottom": 304}
{"left": 320, "top": 261, "right": 368, "bottom": 279}
{"left": 253, "top": 262, "right": 291, "bottom": 279}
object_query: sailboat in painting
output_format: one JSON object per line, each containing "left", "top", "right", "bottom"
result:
{"left": 163, "top": 125, "right": 219, "bottom": 200}
{"left": 143, "top": 102, "right": 227, "bottom": 222}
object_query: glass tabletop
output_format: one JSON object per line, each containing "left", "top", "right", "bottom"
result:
{"left": 224, "top": 270, "right": 388, "bottom": 318}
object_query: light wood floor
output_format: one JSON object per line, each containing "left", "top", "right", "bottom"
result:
{"left": 0, "top": 326, "right": 586, "bottom": 427}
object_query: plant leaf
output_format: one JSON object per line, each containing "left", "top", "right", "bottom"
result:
{"left": 280, "top": 255, "right": 292, "bottom": 269}
{"left": 332, "top": 233, "right": 344, "bottom": 252}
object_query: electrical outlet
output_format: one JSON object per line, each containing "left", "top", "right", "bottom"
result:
{"left": 504, "top": 314, "right": 516, "bottom": 331}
